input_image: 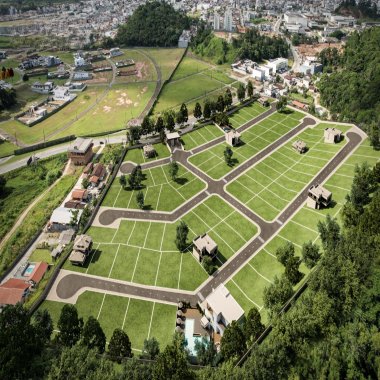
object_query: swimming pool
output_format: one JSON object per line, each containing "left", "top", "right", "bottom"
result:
{"left": 184, "top": 318, "right": 208, "bottom": 355}
{"left": 23, "top": 263, "right": 35, "bottom": 277}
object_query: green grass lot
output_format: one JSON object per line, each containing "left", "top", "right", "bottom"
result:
{"left": 40, "top": 292, "right": 176, "bottom": 352}
{"left": 39, "top": 50, "right": 74, "bottom": 65}
{"left": 29, "top": 248, "right": 53, "bottom": 264}
{"left": 0, "top": 87, "right": 106, "bottom": 145}
{"left": 226, "top": 123, "right": 351, "bottom": 221}
{"left": 171, "top": 56, "right": 211, "bottom": 81}
{"left": 226, "top": 137, "right": 380, "bottom": 322}
{"left": 188, "top": 106, "right": 301, "bottom": 180}
{"left": 201, "top": 69, "right": 235, "bottom": 85}
{"left": 64, "top": 196, "right": 258, "bottom": 290}
{"left": 54, "top": 83, "right": 155, "bottom": 139}
{"left": 154, "top": 73, "right": 225, "bottom": 114}
{"left": 289, "top": 92, "right": 314, "bottom": 106}
{"left": 104, "top": 163, "right": 205, "bottom": 211}
{"left": 124, "top": 143, "right": 171, "bottom": 164}
{"left": 181, "top": 124, "right": 224, "bottom": 151}
{"left": 142, "top": 48, "right": 185, "bottom": 81}
{"left": 0, "top": 139, "right": 17, "bottom": 158}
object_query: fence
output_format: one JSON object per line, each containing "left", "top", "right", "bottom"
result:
{"left": 14, "top": 135, "right": 76, "bottom": 155}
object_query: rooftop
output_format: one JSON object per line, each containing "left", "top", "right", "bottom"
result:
{"left": 50, "top": 207, "right": 83, "bottom": 225}
{"left": 29, "top": 262, "right": 49, "bottom": 284}
{"left": 68, "top": 137, "right": 93, "bottom": 154}
{"left": 193, "top": 233, "right": 217, "bottom": 253}
{"left": 166, "top": 132, "right": 180, "bottom": 140}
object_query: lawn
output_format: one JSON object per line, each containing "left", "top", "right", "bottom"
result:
{"left": 0, "top": 139, "right": 16, "bottom": 158}
{"left": 104, "top": 162, "right": 206, "bottom": 211}
{"left": 39, "top": 50, "right": 75, "bottom": 65}
{"left": 226, "top": 123, "right": 351, "bottom": 221}
{"left": 188, "top": 107, "right": 301, "bottom": 180}
{"left": 53, "top": 83, "right": 155, "bottom": 139}
{"left": 64, "top": 196, "right": 258, "bottom": 290}
{"left": 40, "top": 291, "right": 176, "bottom": 352}
{"left": 201, "top": 68, "right": 235, "bottom": 84}
{"left": 154, "top": 73, "right": 224, "bottom": 114}
{"left": 29, "top": 248, "right": 53, "bottom": 264}
{"left": 181, "top": 124, "right": 224, "bottom": 151}
{"left": 171, "top": 56, "right": 211, "bottom": 81}
{"left": 123, "top": 143, "right": 171, "bottom": 164}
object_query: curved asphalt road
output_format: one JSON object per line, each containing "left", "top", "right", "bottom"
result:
{"left": 56, "top": 120, "right": 363, "bottom": 304}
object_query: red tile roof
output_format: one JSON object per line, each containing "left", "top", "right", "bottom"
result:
{"left": 90, "top": 175, "right": 99, "bottom": 184}
{"left": 72, "top": 189, "right": 87, "bottom": 200}
{"left": 1, "top": 278, "right": 29, "bottom": 290}
{"left": 0, "top": 288, "right": 26, "bottom": 305}
{"left": 29, "top": 262, "right": 49, "bottom": 284}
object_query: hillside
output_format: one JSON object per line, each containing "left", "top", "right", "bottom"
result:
{"left": 335, "top": 0, "right": 380, "bottom": 19}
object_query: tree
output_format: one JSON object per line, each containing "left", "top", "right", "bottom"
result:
{"left": 263, "top": 275, "right": 294, "bottom": 318}
{"left": 141, "top": 116, "right": 153, "bottom": 134}
{"left": 175, "top": 221, "right": 189, "bottom": 252}
{"left": 368, "top": 123, "right": 379, "bottom": 149}
{"left": 33, "top": 309, "right": 53, "bottom": 343}
{"left": 224, "top": 146, "right": 233, "bottom": 166}
{"left": 224, "top": 88, "right": 233, "bottom": 109}
{"left": 275, "top": 241, "right": 295, "bottom": 266}
{"left": 155, "top": 116, "right": 164, "bottom": 133}
{"left": 317, "top": 214, "right": 341, "bottom": 253}
{"left": 220, "top": 320, "right": 246, "bottom": 360}
{"left": 284, "top": 255, "right": 303, "bottom": 285}
{"left": 237, "top": 83, "right": 246, "bottom": 102}
{"left": 215, "top": 112, "right": 229, "bottom": 127}
{"left": 22, "top": 73, "right": 29, "bottom": 81}
{"left": 302, "top": 241, "right": 321, "bottom": 269}
{"left": 247, "top": 80, "right": 254, "bottom": 98}
{"left": 180, "top": 103, "right": 188, "bottom": 124}
{"left": 128, "top": 165, "right": 143, "bottom": 189}
{"left": 276, "top": 96, "right": 288, "bottom": 112}
{"left": 244, "top": 307, "right": 265, "bottom": 345}
{"left": 168, "top": 160, "right": 179, "bottom": 181}
{"left": 176, "top": 110, "right": 184, "bottom": 126}
{"left": 193, "top": 102, "right": 202, "bottom": 120}
{"left": 57, "top": 304, "right": 83, "bottom": 347}
{"left": 202, "top": 255, "right": 215, "bottom": 274}
{"left": 136, "top": 190, "right": 144, "bottom": 209}
{"left": 81, "top": 316, "right": 106, "bottom": 353}
{"left": 108, "top": 328, "right": 133, "bottom": 361}
{"left": 119, "top": 174, "right": 126, "bottom": 189}
{"left": 203, "top": 101, "right": 211, "bottom": 119}
{"left": 69, "top": 209, "right": 80, "bottom": 227}
{"left": 166, "top": 113, "right": 175, "bottom": 132}
{"left": 194, "top": 336, "right": 217, "bottom": 366}
{"left": 142, "top": 337, "right": 160, "bottom": 359}
{"left": 0, "top": 174, "right": 6, "bottom": 195}
{"left": 160, "top": 128, "right": 165, "bottom": 143}
{"left": 216, "top": 95, "right": 225, "bottom": 113}
{"left": 82, "top": 177, "right": 89, "bottom": 189}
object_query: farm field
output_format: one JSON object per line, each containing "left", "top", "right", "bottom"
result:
{"left": 123, "top": 143, "right": 170, "bottom": 164}
{"left": 64, "top": 196, "right": 258, "bottom": 290}
{"left": 103, "top": 162, "right": 206, "bottom": 211}
{"left": 226, "top": 123, "right": 351, "bottom": 221}
{"left": 41, "top": 292, "right": 176, "bottom": 353}
{"left": 181, "top": 124, "right": 224, "bottom": 151}
{"left": 188, "top": 107, "right": 302, "bottom": 179}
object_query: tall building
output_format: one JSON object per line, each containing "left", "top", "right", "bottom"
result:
{"left": 214, "top": 12, "right": 220, "bottom": 30}
{"left": 224, "top": 8, "right": 233, "bottom": 32}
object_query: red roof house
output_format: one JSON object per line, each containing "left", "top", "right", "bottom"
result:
{"left": 29, "top": 262, "right": 49, "bottom": 285}
{"left": 0, "top": 279, "right": 30, "bottom": 306}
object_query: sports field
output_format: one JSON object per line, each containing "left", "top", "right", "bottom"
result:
{"left": 41, "top": 291, "right": 176, "bottom": 353}
{"left": 188, "top": 107, "right": 303, "bottom": 179}
{"left": 226, "top": 123, "right": 351, "bottom": 221}
{"left": 171, "top": 56, "right": 211, "bottom": 81}
{"left": 181, "top": 124, "right": 224, "bottom": 151}
{"left": 123, "top": 143, "right": 171, "bottom": 164}
{"left": 103, "top": 162, "right": 206, "bottom": 211}
{"left": 64, "top": 196, "right": 258, "bottom": 290}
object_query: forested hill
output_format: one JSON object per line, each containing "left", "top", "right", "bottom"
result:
{"left": 335, "top": 0, "right": 379, "bottom": 19}
{"left": 116, "top": 1, "right": 190, "bottom": 47}
{"left": 318, "top": 27, "right": 380, "bottom": 126}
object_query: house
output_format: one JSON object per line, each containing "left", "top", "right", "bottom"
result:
{"left": 66, "top": 82, "right": 87, "bottom": 92}
{"left": 292, "top": 100, "right": 309, "bottom": 111}
{"left": 225, "top": 130, "right": 241, "bottom": 147}
{"left": 59, "top": 229, "right": 75, "bottom": 245}
{"left": 324, "top": 127, "right": 342, "bottom": 144}
{"left": 31, "top": 81, "right": 55, "bottom": 94}
{"left": 258, "top": 97, "right": 269, "bottom": 106}
{"left": 28, "top": 262, "right": 49, "bottom": 286}
{"left": 199, "top": 284, "right": 244, "bottom": 336}
{"left": 83, "top": 162, "right": 93, "bottom": 175}
{"left": 72, "top": 71, "right": 93, "bottom": 81}
{"left": 143, "top": 144, "right": 156, "bottom": 158}
{"left": 307, "top": 184, "right": 332, "bottom": 209}
{"left": 90, "top": 163, "right": 106, "bottom": 184}
{"left": 69, "top": 234, "right": 93, "bottom": 265}
{"left": 68, "top": 137, "right": 93, "bottom": 165}
{"left": 52, "top": 86, "right": 73, "bottom": 101}
{"left": 193, "top": 233, "right": 218, "bottom": 262}
{"left": 0, "top": 279, "right": 30, "bottom": 307}
{"left": 51, "top": 244, "right": 64, "bottom": 260}
{"left": 299, "top": 60, "right": 323, "bottom": 75}
{"left": 166, "top": 132, "right": 181, "bottom": 149}
{"left": 0, "top": 51, "right": 7, "bottom": 59}
{"left": 292, "top": 140, "right": 307, "bottom": 154}
{"left": 48, "top": 207, "right": 83, "bottom": 232}
{"left": 178, "top": 30, "right": 191, "bottom": 48}
{"left": 267, "top": 58, "right": 288, "bottom": 73}
{"left": 72, "top": 189, "right": 88, "bottom": 202}
{"left": 109, "top": 47, "right": 123, "bottom": 57}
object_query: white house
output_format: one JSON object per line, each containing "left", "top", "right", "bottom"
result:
{"left": 72, "top": 72, "right": 93, "bottom": 81}
{"left": 109, "top": 47, "right": 123, "bottom": 57}
{"left": 74, "top": 56, "right": 86, "bottom": 67}
{"left": 31, "top": 81, "right": 55, "bottom": 94}
{"left": 48, "top": 207, "right": 83, "bottom": 232}
{"left": 52, "top": 86, "right": 73, "bottom": 101}
{"left": 267, "top": 58, "right": 288, "bottom": 73}
{"left": 199, "top": 284, "right": 245, "bottom": 336}
{"left": 284, "top": 13, "right": 308, "bottom": 27}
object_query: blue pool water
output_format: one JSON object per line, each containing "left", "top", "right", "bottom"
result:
{"left": 184, "top": 318, "right": 208, "bottom": 355}
{"left": 23, "top": 264, "right": 35, "bottom": 276}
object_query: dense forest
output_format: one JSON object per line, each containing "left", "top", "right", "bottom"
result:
{"left": 336, "top": 0, "right": 379, "bottom": 19}
{"left": 116, "top": 1, "right": 190, "bottom": 47}
{"left": 2, "top": 160, "right": 379, "bottom": 379}
{"left": 318, "top": 27, "right": 380, "bottom": 126}
{"left": 191, "top": 26, "right": 288, "bottom": 64}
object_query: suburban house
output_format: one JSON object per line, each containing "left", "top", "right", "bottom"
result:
{"left": 64, "top": 188, "right": 88, "bottom": 209}
{"left": 324, "top": 127, "right": 342, "bottom": 144}
{"left": 88, "top": 163, "right": 106, "bottom": 186}
{"left": 109, "top": 47, "right": 123, "bottom": 57}
{"left": 225, "top": 130, "right": 241, "bottom": 147}
{"left": 27, "top": 262, "right": 49, "bottom": 287}
{"left": 143, "top": 144, "right": 156, "bottom": 158}
{"left": 66, "top": 82, "right": 87, "bottom": 92}
{"left": 0, "top": 278, "right": 30, "bottom": 308}
{"left": 292, "top": 100, "right": 309, "bottom": 111}
{"left": 52, "top": 86, "right": 74, "bottom": 101}
{"left": 199, "top": 284, "right": 245, "bottom": 336}
{"left": 267, "top": 58, "right": 288, "bottom": 73}
{"left": 292, "top": 140, "right": 307, "bottom": 154}
{"left": 48, "top": 207, "right": 83, "bottom": 232}
{"left": 193, "top": 234, "right": 218, "bottom": 262}
{"left": 69, "top": 234, "right": 93, "bottom": 265}
{"left": 73, "top": 71, "right": 93, "bottom": 81}
{"left": 31, "top": 81, "right": 55, "bottom": 94}
{"left": 166, "top": 132, "right": 181, "bottom": 150}
{"left": 307, "top": 184, "right": 332, "bottom": 209}
{"left": 67, "top": 138, "right": 94, "bottom": 165}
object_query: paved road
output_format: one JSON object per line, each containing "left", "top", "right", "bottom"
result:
{"left": 55, "top": 118, "right": 363, "bottom": 304}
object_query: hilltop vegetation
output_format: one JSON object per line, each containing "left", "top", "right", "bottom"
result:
{"left": 116, "top": 1, "right": 190, "bottom": 47}
{"left": 319, "top": 27, "right": 380, "bottom": 126}
{"left": 336, "top": 0, "right": 379, "bottom": 19}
